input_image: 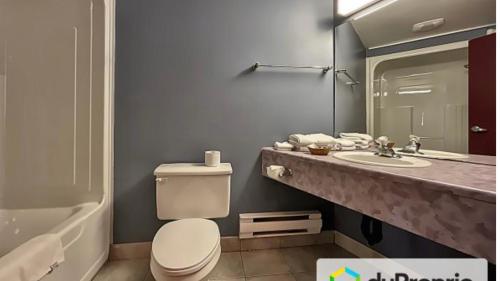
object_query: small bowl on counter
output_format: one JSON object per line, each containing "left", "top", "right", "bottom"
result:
{"left": 307, "top": 144, "right": 332, "bottom": 156}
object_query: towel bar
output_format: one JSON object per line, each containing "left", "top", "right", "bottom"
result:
{"left": 252, "top": 62, "right": 333, "bottom": 74}
{"left": 335, "top": 69, "right": 360, "bottom": 85}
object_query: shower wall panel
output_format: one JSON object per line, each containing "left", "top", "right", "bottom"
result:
{"left": 0, "top": 0, "right": 105, "bottom": 208}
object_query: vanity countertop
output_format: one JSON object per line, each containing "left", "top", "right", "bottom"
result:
{"left": 261, "top": 147, "right": 496, "bottom": 262}
{"left": 262, "top": 147, "right": 495, "bottom": 203}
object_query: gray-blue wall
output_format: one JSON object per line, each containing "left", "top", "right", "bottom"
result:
{"left": 334, "top": 22, "right": 366, "bottom": 135}
{"left": 115, "top": 0, "right": 335, "bottom": 243}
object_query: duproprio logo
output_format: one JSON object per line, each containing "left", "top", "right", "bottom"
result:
{"left": 330, "top": 267, "right": 361, "bottom": 281}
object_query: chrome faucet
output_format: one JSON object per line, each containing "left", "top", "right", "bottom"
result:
{"left": 374, "top": 136, "right": 401, "bottom": 158}
{"left": 399, "top": 135, "right": 423, "bottom": 154}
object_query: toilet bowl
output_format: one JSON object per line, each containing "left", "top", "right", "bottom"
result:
{"left": 151, "top": 163, "right": 233, "bottom": 281}
{"left": 150, "top": 218, "right": 221, "bottom": 281}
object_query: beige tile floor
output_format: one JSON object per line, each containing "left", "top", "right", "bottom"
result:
{"left": 92, "top": 244, "right": 355, "bottom": 281}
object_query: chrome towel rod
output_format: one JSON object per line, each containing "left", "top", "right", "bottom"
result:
{"left": 252, "top": 62, "right": 333, "bottom": 74}
{"left": 335, "top": 69, "right": 360, "bottom": 85}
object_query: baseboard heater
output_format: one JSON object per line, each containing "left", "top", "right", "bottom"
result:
{"left": 239, "top": 211, "right": 322, "bottom": 239}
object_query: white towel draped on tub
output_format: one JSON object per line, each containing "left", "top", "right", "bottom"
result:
{"left": 0, "top": 234, "right": 65, "bottom": 281}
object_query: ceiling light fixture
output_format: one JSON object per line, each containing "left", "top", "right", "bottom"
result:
{"left": 337, "top": 0, "right": 379, "bottom": 16}
{"left": 412, "top": 18, "right": 445, "bottom": 33}
{"left": 351, "top": 0, "right": 399, "bottom": 21}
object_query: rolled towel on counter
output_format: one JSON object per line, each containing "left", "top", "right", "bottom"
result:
{"left": 339, "top": 133, "right": 373, "bottom": 142}
{"left": 274, "top": 141, "right": 293, "bottom": 151}
{"left": 288, "top": 134, "right": 316, "bottom": 146}
{"left": 289, "top": 133, "right": 336, "bottom": 147}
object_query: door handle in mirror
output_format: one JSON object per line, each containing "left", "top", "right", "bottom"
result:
{"left": 471, "top": 125, "right": 488, "bottom": 133}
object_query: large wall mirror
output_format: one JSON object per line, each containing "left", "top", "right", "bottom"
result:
{"left": 334, "top": 0, "right": 496, "bottom": 155}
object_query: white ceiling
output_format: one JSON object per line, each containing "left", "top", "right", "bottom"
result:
{"left": 349, "top": 0, "right": 496, "bottom": 48}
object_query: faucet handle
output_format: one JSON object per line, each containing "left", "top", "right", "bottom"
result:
{"left": 409, "top": 135, "right": 421, "bottom": 142}
{"left": 376, "top": 136, "right": 389, "bottom": 146}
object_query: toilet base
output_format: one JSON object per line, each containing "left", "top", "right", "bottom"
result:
{"left": 150, "top": 245, "right": 221, "bottom": 281}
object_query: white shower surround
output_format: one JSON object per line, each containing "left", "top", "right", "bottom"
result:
{"left": 0, "top": 0, "right": 115, "bottom": 279}
{"left": 365, "top": 41, "right": 469, "bottom": 136}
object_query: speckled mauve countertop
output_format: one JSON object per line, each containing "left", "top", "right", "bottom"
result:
{"left": 262, "top": 148, "right": 496, "bottom": 203}
{"left": 261, "top": 147, "right": 496, "bottom": 262}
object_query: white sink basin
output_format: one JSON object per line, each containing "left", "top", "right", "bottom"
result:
{"left": 333, "top": 151, "right": 432, "bottom": 168}
{"left": 395, "top": 148, "right": 468, "bottom": 160}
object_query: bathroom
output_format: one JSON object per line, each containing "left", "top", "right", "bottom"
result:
{"left": 0, "top": 0, "right": 496, "bottom": 281}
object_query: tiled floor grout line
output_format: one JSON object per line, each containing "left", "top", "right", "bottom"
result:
{"left": 240, "top": 251, "right": 249, "bottom": 278}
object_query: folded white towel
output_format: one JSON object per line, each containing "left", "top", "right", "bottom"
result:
{"left": 339, "top": 133, "right": 373, "bottom": 142}
{"left": 288, "top": 134, "right": 316, "bottom": 146}
{"left": 340, "top": 137, "right": 369, "bottom": 146}
{"left": 0, "top": 234, "right": 65, "bottom": 281}
{"left": 274, "top": 141, "right": 293, "bottom": 151}
{"left": 289, "top": 133, "right": 336, "bottom": 146}
{"left": 356, "top": 144, "right": 370, "bottom": 150}
{"left": 307, "top": 133, "right": 336, "bottom": 145}
{"left": 340, "top": 146, "right": 356, "bottom": 151}
{"left": 332, "top": 138, "right": 356, "bottom": 147}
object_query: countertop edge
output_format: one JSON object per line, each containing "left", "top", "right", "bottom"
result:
{"left": 261, "top": 147, "right": 496, "bottom": 203}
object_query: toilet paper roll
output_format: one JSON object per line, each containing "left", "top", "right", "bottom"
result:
{"left": 266, "top": 165, "right": 285, "bottom": 180}
{"left": 205, "top": 151, "right": 221, "bottom": 167}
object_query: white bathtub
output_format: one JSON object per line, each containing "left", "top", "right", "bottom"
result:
{"left": 0, "top": 200, "right": 110, "bottom": 281}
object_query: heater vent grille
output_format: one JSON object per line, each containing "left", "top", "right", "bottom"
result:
{"left": 239, "top": 211, "right": 322, "bottom": 239}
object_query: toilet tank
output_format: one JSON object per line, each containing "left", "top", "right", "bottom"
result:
{"left": 154, "top": 163, "right": 232, "bottom": 220}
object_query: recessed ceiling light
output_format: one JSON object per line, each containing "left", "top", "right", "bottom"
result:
{"left": 337, "top": 0, "right": 379, "bottom": 16}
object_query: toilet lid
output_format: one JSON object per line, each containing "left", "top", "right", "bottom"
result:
{"left": 152, "top": 218, "right": 220, "bottom": 272}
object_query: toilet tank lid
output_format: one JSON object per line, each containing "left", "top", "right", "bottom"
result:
{"left": 154, "top": 163, "right": 232, "bottom": 176}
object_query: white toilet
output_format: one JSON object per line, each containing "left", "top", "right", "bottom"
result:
{"left": 150, "top": 163, "right": 232, "bottom": 281}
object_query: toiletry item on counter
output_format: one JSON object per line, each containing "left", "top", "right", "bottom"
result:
{"left": 205, "top": 150, "right": 221, "bottom": 167}
{"left": 273, "top": 141, "right": 293, "bottom": 151}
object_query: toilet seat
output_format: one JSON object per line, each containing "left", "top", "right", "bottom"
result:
{"left": 151, "top": 218, "right": 220, "bottom": 276}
